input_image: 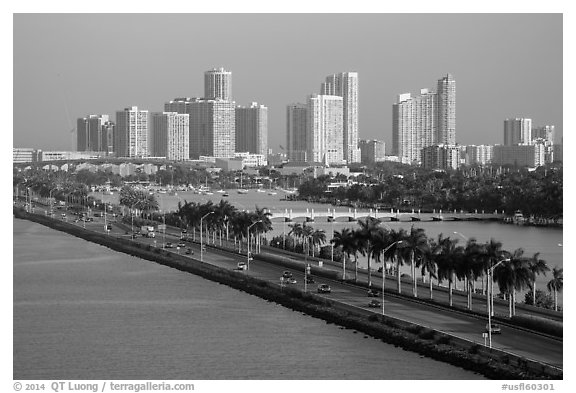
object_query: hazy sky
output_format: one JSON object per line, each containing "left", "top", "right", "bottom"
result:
{"left": 13, "top": 13, "right": 562, "bottom": 152}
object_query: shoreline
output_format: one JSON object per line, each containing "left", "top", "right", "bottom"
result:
{"left": 13, "top": 208, "right": 562, "bottom": 380}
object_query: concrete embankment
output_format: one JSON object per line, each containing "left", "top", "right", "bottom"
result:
{"left": 13, "top": 208, "right": 562, "bottom": 380}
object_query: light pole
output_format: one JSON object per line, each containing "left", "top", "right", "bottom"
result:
{"left": 247, "top": 220, "right": 262, "bottom": 270}
{"left": 487, "top": 258, "right": 510, "bottom": 348}
{"left": 200, "top": 211, "right": 213, "bottom": 262}
{"left": 382, "top": 240, "right": 404, "bottom": 316}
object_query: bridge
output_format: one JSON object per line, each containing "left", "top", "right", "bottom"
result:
{"left": 266, "top": 208, "right": 506, "bottom": 222}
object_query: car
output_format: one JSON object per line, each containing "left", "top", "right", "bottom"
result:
{"left": 367, "top": 289, "right": 381, "bottom": 297}
{"left": 305, "top": 276, "right": 315, "bottom": 284}
{"left": 177, "top": 242, "right": 186, "bottom": 248}
{"left": 368, "top": 299, "right": 382, "bottom": 308}
{"left": 165, "top": 242, "right": 174, "bottom": 248}
{"left": 285, "top": 278, "right": 297, "bottom": 284}
{"left": 185, "top": 248, "right": 193, "bottom": 255}
{"left": 317, "top": 284, "right": 331, "bottom": 294}
{"left": 485, "top": 323, "right": 502, "bottom": 334}
{"left": 282, "top": 271, "right": 293, "bottom": 278}
{"left": 236, "top": 262, "right": 247, "bottom": 270}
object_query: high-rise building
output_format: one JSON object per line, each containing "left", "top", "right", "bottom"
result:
{"left": 359, "top": 139, "right": 386, "bottom": 164}
{"left": 322, "top": 72, "right": 360, "bottom": 163}
{"left": 151, "top": 112, "right": 189, "bottom": 160}
{"left": 114, "top": 106, "right": 149, "bottom": 158}
{"left": 102, "top": 121, "right": 115, "bottom": 155}
{"left": 77, "top": 114, "right": 109, "bottom": 152}
{"left": 532, "top": 125, "right": 555, "bottom": 144}
{"left": 165, "top": 97, "right": 201, "bottom": 159}
{"left": 392, "top": 89, "right": 437, "bottom": 164}
{"left": 307, "top": 94, "right": 344, "bottom": 165}
{"left": 392, "top": 74, "right": 455, "bottom": 165}
{"left": 235, "top": 102, "right": 268, "bottom": 156}
{"left": 504, "top": 118, "right": 532, "bottom": 146}
{"left": 188, "top": 99, "right": 236, "bottom": 159}
{"left": 422, "top": 144, "right": 460, "bottom": 170}
{"left": 493, "top": 144, "right": 544, "bottom": 167}
{"left": 436, "top": 74, "right": 456, "bottom": 145}
{"left": 392, "top": 93, "right": 415, "bottom": 164}
{"left": 465, "top": 145, "right": 493, "bottom": 166}
{"left": 286, "top": 103, "right": 308, "bottom": 162}
{"left": 204, "top": 67, "right": 232, "bottom": 101}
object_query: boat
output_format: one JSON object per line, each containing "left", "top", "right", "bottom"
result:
{"left": 512, "top": 210, "right": 525, "bottom": 225}
{"left": 222, "top": 193, "right": 229, "bottom": 197}
{"left": 217, "top": 189, "right": 226, "bottom": 193}
{"left": 411, "top": 216, "right": 421, "bottom": 221}
{"left": 432, "top": 215, "right": 444, "bottom": 221}
{"left": 237, "top": 189, "right": 249, "bottom": 194}
{"left": 257, "top": 189, "right": 266, "bottom": 193}
{"left": 268, "top": 192, "right": 277, "bottom": 196}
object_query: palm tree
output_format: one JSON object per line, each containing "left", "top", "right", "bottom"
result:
{"left": 310, "top": 228, "right": 326, "bottom": 257}
{"left": 288, "top": 223, "right": 304, "bottom": 249}
{"left": 357, "top": 217, "right": 382, "bottom": 287}
{"left": 385, "top": 228, "right": 408, "bottom": 294}
{"left": 436, "top": 236, "right": 463, "bottom": 307}
{"left": 301, "top": 223, "right": 314, "bottom": 256}
{"left": 420, "top": 237, "right": 440, "bottom": 300}
{"left": 332, "top": 228, "right": 357, "bottom": 281}
{"left": 213, "top": 199, "right": 237, "bottom": 246}
{"left": 546, "top": 267, "right": 563, "bottom": 311}
{"left": 493, "top": 248, "right": 532, "bottom": 317}
{"left": 252, "top": 206, "right": 272, "bottom": 253}
{"left": 527, "top": 252, "right": 550, "bottom": 306}
{"left": 458, "top": 238, "right": 485, "bottom": 310}
{"left": 399, "top": 225, "right": 428, "bottom": 297}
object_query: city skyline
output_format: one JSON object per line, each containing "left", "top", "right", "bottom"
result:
{"left": 13, "top": 14, "right": 562, "bottom": 154}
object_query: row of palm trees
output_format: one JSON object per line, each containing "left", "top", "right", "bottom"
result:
{"left": 169, "top": 200, "right": 273, "bottom": 253}
{"left": 327, "top": 217, "right": 563, "bottom": 314}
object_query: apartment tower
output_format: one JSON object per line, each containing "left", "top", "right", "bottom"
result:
{"left": 235, "top": 102, "right": 268, "bottom": 156}
{"left": 204, "top": 67, "right": 232, "bottom": 101}
{"left": 114, "top": 106, "right": 149, "bottom": 158}
{"left": 321, "top": 72, "right": 360, "bottom": 163}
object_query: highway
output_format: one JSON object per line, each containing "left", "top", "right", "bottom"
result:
{"left": 41, "top": 208, "right": 564, "bottom": 369}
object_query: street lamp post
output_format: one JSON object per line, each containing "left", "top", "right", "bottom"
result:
{"left": 200, "top": 211, "right": 213, "bottom": 262}
{"left": 247, "top": 220, "right": 262, "bottom": 270}
{"left": 382, "top": 240, "right": 404, "bottom": 316}
{"left": 487, "top": 258, "right": 510, "bottom": 348}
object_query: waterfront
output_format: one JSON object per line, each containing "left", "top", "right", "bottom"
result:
{"left": 13, "top": 218, "right": 485, "bottom": 380}
{"left": 96, "top": 190, "right": 563, "bottom": 305}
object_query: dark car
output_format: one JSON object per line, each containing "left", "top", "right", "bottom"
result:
{"left": 317, "top": 284, "right": 331, "bottom": 294}
{"left": 367, "top": 289, "right": 381, "bottom": 297}
{"left": 165, "top": 242, "right": 174, "bottom": 248}
{"left": 185, "top": 248, "right": 193, "bottom": 255}
{"left": 306, "top": 276, "right": 315, "bottom": 284}
{"left": 282, "top": 271, "right": 293, "bottom": 278}
{"left": 368, "top": 299, "right": 382, "bottom": 308}
{"left": 177, "top": 242, "right": 186, "bottom": 248}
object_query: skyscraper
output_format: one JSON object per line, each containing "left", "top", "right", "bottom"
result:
{"left": 286, "top": 103, "right": 308, "bottom": 162}
{"left": 204, "top": 67, "right": 232, "bottom": 101}
{"left": 359, "top": 139, "right": 386, "bottom": 164}
{"left": 322, "top": 72, "right": 360, "bottom": 163}
{"left": 532, "top": 125, "right": 555, "bottom": 144}
{"left": 77, "top": 114, "right": 109, "bottom": 152}
{"left": 504, "top": 118, "right": 532, "bottom": 145}
{"left": 307, "top": 94, "right": 344, "bottom": 165}
{"left": 188, "top": 99, "right": 236, "bottom": 159}
{"left": 151, "top": 112, "right": 189, "bottom": 160}
{"left": 114, "top": 106, "right": 149, "bottom": 158}
{"left": 235, "top": 102, "right": 268, "bottom": 156}
{"left": 436, "top": 74, "right": 456, "bottom": 145}
{"left": 392, "top": 74, "right": 456, "bottom": 164}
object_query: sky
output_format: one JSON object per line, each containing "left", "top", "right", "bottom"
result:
{"left": 12, "top": 12, "right": 563, "bottom": 153}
